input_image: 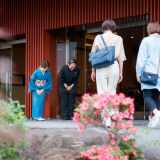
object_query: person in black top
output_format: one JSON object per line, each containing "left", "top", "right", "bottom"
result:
{"left": 59, "top": 59, "right": 80, "bottom": 120}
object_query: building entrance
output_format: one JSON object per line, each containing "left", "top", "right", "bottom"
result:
{"left": 0, "top": 41, "right": 26, "bottom": 106}
{"left": 51, "top": 16, "right": 150, "bottom": 119}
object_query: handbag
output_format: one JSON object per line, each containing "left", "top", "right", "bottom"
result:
{"left": 141, "top": 58, "right": 160, "bottom": 86}
{"left": 89, "top": 34, "right": 115, "bottom": 69}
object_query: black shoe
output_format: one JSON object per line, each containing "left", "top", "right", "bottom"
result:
{"left": 67, "top": 117, "right": 72, "bottom": 120}
{"left": 63, "top": 117, "right": 68, "bottom": 120}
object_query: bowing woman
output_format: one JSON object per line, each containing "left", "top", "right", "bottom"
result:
{"left": 28, "top": 60, "right": 52, "bottom": 121}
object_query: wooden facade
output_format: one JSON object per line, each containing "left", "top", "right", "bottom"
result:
{"left": 0, "top": 0, "right": 159, "bottom": 118}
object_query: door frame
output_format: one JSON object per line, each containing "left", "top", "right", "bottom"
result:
{"left": 0, "top": 39, "right": 26, "bottom": 101}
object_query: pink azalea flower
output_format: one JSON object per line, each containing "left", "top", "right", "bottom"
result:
{"left": 117, "top": 122, "right": 126, "bottom": 130}
{"left": 119, "top": 93, "right": 125, "bottom": 100}
{"left": 125, "top": 97, "right": 133, "bottom": 103}
{"left": 119, "top": 112, "right": 124, "bottom": 119}
{"left": 112, "top": 113, "right": 123, "bottom": 121}
{"left": 111, "top": 139, "right": 116, "bottom": 145}
{"left": 131, "top": 141, "right": 136, "bottom": 146}
{"left": 98, "top": 97, "right": 108, "bottom": 106}
{"left": 129, "top": 114, "right": 134, "bottom": 120}
{"left": 114, "top": 105, "right": 119, "bottom": 110}
{"left": 92, "top": 94, "right": 98, "bottom": 99}
{"left": 141, "top": 152, "right": 145, "bottom": 157}
{"left": 129, "top": 104, "right": 135, "bottom": 114}
{"left": 123, "top": 155, "right": 129, "bottom": 160}
{"left": 123, "top": 110, "right": 130, "bottom": 118}
{"left": 123, "top": 134, "right": 130, "bottom": 142}
{"left": 93, "top": 102, "right": 102, "bottom": 109}
{"left": 127, "top": 120, "right": 133, "bottom": 128}
{"left": 86, "top": 150, "right": 93, "bottom": 158}
{"left": 108, "top": 134, "right": 112, "bottom": 141}
{"left": 95, "top": 110, "right": 100, "bottom": 115}
{"left": 113, "top": 98, "right": 120, "bottom": 106}
{"left": 85, "top": 118, "right": 94, "bottom": 125}
{"left": 110, "top": 121, "right": 115, "bottom": 128}
{"left": 72, "top": 112, "right": 80, "bottom": 123}
{"left": 81, "top": 101, "right": 89, "bottom": 110}
{"left": 77, "top": 123, "right": 84, "bottom": 132}
{"left": 104, "top": 112, "right": 110, "bottom": 120}
{"left": 82, "top": 93, "right": 90, "bottom": 100}
{"left": 131, "top": 149, "right": 137, "bottom": 157}
{"left": 130, "top": 128, "right": 138, "bottom": 134}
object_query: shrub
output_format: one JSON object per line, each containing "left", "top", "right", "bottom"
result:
{"left": 73, "top": 92, "right": 144, "bottom": 160}
{"left": 0, "top": 99, "right": 28, "bottom": 160}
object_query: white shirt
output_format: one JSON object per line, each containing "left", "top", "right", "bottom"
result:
{"left": 91, "top": 32, "right": 126, "bottom": 62}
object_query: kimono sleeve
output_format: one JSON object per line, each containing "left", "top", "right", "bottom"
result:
{"left": 136, "top": 38, "right": 148, "bottom": 77}
{"left": 27, "top": 70, "right": 38, "bottom": 93}
{"left": 43, "top": 71, "right": 52, "bottom": 93}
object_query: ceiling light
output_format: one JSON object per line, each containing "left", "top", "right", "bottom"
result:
{"left": 86, "top": 43, "right": 93, "bottom": 47}
{"left": 130, "top": 36, "right": 134, "bottom": 39}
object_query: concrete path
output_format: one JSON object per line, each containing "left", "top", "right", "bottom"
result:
{"left": 24, "top": 119, "right": 160, "bottom": 160}
{"left": 24, "top": 119, "right": 149, "bottom": 129}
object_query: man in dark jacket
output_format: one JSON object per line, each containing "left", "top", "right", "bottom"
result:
{"left": 59, "top": 59, "right": 80, "bottom": 120}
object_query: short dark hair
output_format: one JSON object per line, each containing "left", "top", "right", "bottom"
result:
{"left": 102, "top": 19, "right": 116, "bottom": 32}
{"left": 68, "top": 59, "right": 77, "bottom": 65}
{"left": 41, "top": 60, "right": 50, "bottom": 68}
{"left": 147, "top": 21, "right": 160, "bottom": 34}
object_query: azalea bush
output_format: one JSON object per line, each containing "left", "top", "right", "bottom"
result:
{"left": 73, "top": 92, "right": 145, "bottom": 160}
{"left": 0, "top": 99, "right": 28, "bottom": 160}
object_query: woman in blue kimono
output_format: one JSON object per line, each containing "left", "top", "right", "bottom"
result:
{"left": 136, "top": 21, "right": 160, "bottom": 128}
{"left": 28, "top": 60, "right": 52, "bottom": 121}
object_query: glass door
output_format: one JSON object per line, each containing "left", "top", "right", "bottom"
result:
{"left": 85, "top": 33, "right": 98, "bottom": 94}
{"left": 67, "top": 28, "right": 86, "bottom": 102}
{"left": 0, "top": 48, "right": 12, "bottom": 101}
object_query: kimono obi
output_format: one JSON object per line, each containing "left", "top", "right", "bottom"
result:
{"left": 35, "top": 79, "right": 46, "bottom": 86}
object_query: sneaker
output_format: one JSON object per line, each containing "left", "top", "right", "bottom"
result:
{"left": 148, "top": 112, "right": 160, "bottom": 128}
{"left": 154, "top": 111, "right": 160, "bottom": 128}
{"left": 37, "top": 118, "right": 45, "bottom": 121}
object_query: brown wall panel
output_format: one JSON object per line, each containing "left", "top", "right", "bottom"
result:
{"left": 0, "top": 0, "right": 159, "bottom": 118}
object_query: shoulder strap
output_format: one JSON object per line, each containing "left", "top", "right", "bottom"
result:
{"left": 100, "top": 34, "right": 107, "bottom": 48}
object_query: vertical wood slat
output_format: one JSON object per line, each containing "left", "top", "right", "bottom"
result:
{"left": 150, "top": 0, "right": 153, "bottom": 21}
{"left": 90, "top": 0, "right": 93, "bottom": 23}
{"left": 123, "top": 0, "right": 126, "bottom": 18}
{"left": 154, "top": 0, "right": 157, "bottom": 21}
{"left": 78, "top": 0, "right": 81, "bottom": 24}
{"left": 139, "top": 0, "right": 142, "bottom": 15}
{"left": 158, "top": 0, "right": 160, "bottom": 22}
{"left": 99, "top": 0, "right": 102, "bottom": 21}
{"left": 59, "top": 0, "right": 62, "bottom": 28}
{"left": 104, "top": 0, "right": 107, "bottom": 19}
{"left": 114, "top": 0, "right": 116, "bottom": 19}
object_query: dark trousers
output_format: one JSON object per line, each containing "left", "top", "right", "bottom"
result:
{"left": 143, "top": 89, "right": 160, "bottom": 114}
{"left": 60, "top": 92, "right": 76, "bottom": 117}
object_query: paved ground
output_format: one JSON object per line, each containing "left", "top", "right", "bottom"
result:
{"left": 24, "top": 119, "right": 160, "bottom": 160}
